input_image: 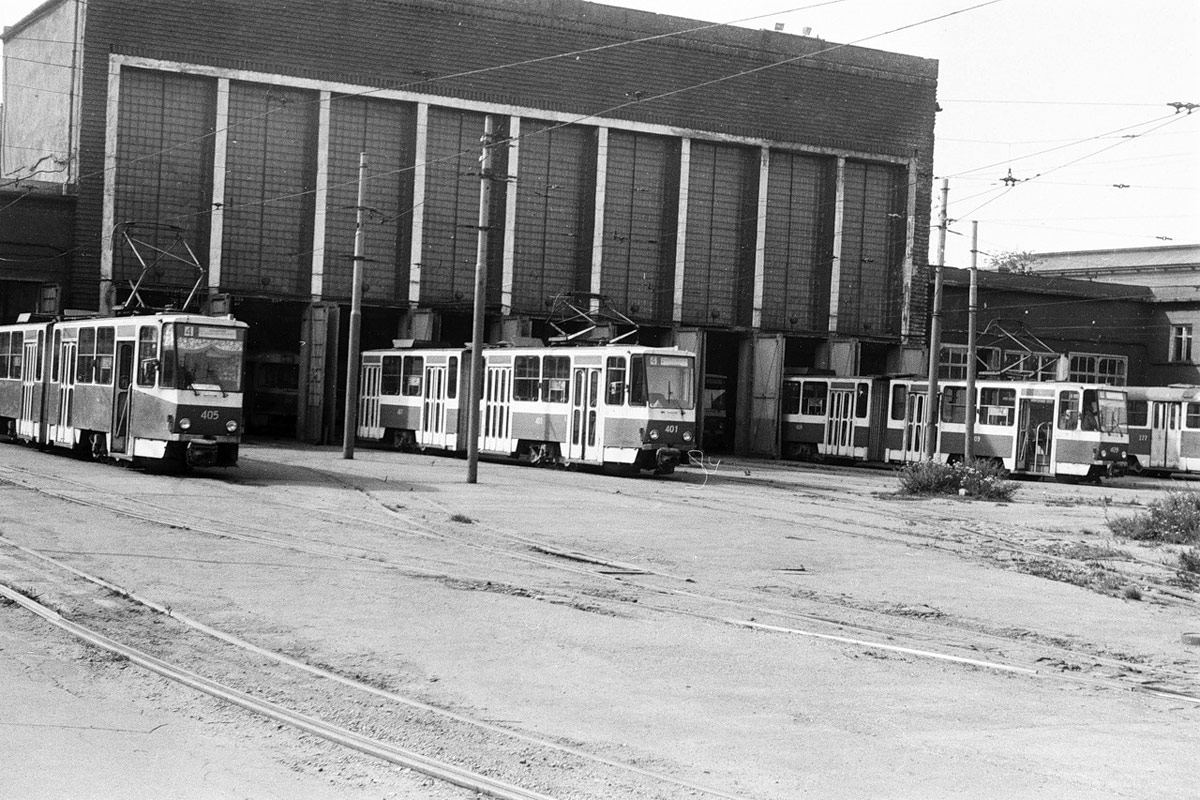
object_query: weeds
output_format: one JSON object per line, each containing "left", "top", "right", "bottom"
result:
{"left": 449, "top": 513, "right": 474, "bottom": 524}
{"left": 1107, "top": 491, "right": 1200, "bottom": 544}
{"left": 897, "top": 458, "right": 1017, "bottom": 501}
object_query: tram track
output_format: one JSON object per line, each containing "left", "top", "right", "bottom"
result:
{"left": 4, "top": 450, "right": 1198, "bottom": 745}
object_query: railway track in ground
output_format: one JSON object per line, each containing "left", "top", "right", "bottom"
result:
{"left": 4, "top": 453, "right": 1196, "bottom": 712}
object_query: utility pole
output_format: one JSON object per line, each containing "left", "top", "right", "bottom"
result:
{"left": 923, "top": 178, "right": 949, "bottom": 458}
{"left": 963, "top": 220, "right": 979, "bottom": 463}
{"left": 342, "top": 152, "right": 368, "bottom": 460}
{"left": 466, "top": 116, "right": 496, "bottom": 484}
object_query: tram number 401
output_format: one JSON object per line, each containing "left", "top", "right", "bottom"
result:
{"left": 665, "top": 424, "right": 679, "bottom": 434}
{"left": 200, "top": 410, "right": 221, "bottom": 420}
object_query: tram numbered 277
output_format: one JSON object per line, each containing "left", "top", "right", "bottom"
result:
{"left": 0, "top": 313, "right": 247, "bottom": 468}
{"left": 358, "top": 344, "right": 697, "bottom": 474}
{"left": 781, "top": 375, "right": 1130, "bottom": 480}
{"left": 1124, "top": 385, "right": 1200, "bottom": 475}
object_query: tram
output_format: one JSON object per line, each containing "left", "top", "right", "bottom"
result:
{"left": 358, "top": 343, "right": 697, "bottom": 474}
{"left": 1124, "top": 385, "right": 1200, "bottom": 475}
{"left": 0, "top": 313, "right": 247, "bottom": 467}
{"left": 781, "top": 376, "right": 1129, "bottom": 480}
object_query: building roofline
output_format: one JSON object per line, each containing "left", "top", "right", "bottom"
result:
{"left": 938, "top": 266, "right": 1154, "bottom": 301}
{"left": 1, "top": 0, "right": 69, "bottom": 41}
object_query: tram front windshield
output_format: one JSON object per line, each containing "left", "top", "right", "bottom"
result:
{"left": 1082, "top": 388, "right": 1126, "bottom": 435}
{"left": 634, "top": 354, "right": 695, "bottom": 410}
{"left": 163, "top": 323, "right": 245, "bottom": 393}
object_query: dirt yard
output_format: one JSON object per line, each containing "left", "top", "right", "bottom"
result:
{"left": 1, "top": 441, "right": 1197, "bottom": 799}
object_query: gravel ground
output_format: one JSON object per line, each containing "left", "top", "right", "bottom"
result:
{"left": 1, "top": 440, "right": 1198, "bottom": 799}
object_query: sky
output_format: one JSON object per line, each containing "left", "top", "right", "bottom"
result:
{"left": 2, "top": 0, "right": 1197, "bottom": 269}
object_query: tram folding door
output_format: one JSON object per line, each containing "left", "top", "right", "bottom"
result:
{"left": 55, "top": 338, "right": 77, "bottom": 445}
{"left": 1150, "top": 402, "right": 1181, "bottom": 471}
{"left": 482, "top": 363, "right": 511, "bottom": 454}
{"left": 110, "top": 341, "right": 134, "bottom": 455}
{"left": 1016, "top": 398, "right": 1055, "bottom": 474}
{"left": 17, "top": 335, "right": 40, "bottom": 440}
{"left": 824, "top": 387, "right": 856, "bottom": 457}
{"left": 421, "top": 363, "right": 449, "bottom": 449}
{"left": 358, "top": 362, "right": 382, "bottom": 437}
{"left": 901, "top": 391, "right": 926, "bottom": 463}
{"left": 567, "top": 366, "right": 601, "bottom": 462}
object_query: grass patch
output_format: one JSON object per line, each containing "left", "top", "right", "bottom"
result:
{"left": 1107, "top": 491, "right": 1200, "bottom": 544}
{"left": 897, "top": 458, "right": 1017, "bottom": 501}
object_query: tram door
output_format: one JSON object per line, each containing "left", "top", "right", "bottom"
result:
{"left": 1017, "top": 399, "right": 1055, "bottom": 474}
{"left": 1149, "top": 402, "right": 1180, "bottom": 470}
{"left": 18, "top": 335, "right": 40, "bottom": 440}
{"left": 567, "top": 367, "right": 601, "bottom": 462}
{"left": 481, "top": 363, "right": 511, "bottom": 453}
{"left": 824, "top": 387, "right": 856, "bottom": 457}
{"left": 56, "top": 339, "right": 77, "bottom": 444}
{"left": 421, "top": 364, "right": 449, "bottom": 449}
{"left": 901, "top": 391, "right": 927, "bottom": 463}
{"left": 110, "top": 342, "right": 134, "bottom": 455}
{"left": 358, "top": 362, "right": 381, "bottom": 435}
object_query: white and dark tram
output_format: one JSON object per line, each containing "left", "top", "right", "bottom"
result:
{"left": 1124, "top": 385, "right": 1200, "bottom": 475}
{"left": 0, "top": 313, "right": 247, "bottom": 467}
{"left": 358, "top": 343, "right": 697, "bottom": 474}
{"left": 780, "top": 375, "right": 1129, "bottom": 480}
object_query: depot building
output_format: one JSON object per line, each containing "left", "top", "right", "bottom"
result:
{"left": 1, "top": 0, "right": 938, "bottom": 453}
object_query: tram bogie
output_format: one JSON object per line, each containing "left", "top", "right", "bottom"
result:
{"left": 0, "top": 313, "right": 247, "bottom": 468}
{"left": 359, "top": 344, "right": 697, "bottom": 474}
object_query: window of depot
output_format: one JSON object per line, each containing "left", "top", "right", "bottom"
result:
{"left": 1171, "top": 325, "right": 1193, "bottom": 363}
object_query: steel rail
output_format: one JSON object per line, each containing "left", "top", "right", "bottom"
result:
{"left": 0, "top": 580, "right": 558, "bottom": 800}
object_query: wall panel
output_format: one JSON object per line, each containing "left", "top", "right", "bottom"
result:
{"left": 761, "top": 151, "right": 835, "bottom": 332}
{"left": 838, "top": 161, "right": 907, "bottom": 337}
{"left": 510, "top": 121, "right": 596, "bottom": 315}
{"left": 324, "top": 95, "right": 417, "bottom": 303}
{"left": 222, "top": 81, "right": 318, "bottom": 297}
{"left": 114, "top": 68, "right": 215, "bottom": 294}
{"left": 601, "top": 130, "right": 680, "bottom": 322}
{"left": 681, "top": 142, "right": 758, "bottom": 327}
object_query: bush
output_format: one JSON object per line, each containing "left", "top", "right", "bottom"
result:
{"left": 897, "top": 458, "right": 1017, "bottom": 501}
{"left": 1108, "top": 491, "right": 1200, "bottom": 544}
{"left": 1179, "top": 547, "right": 1200, "bottom": 574}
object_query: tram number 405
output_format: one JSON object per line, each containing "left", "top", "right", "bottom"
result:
{"left": 200, "top": 410, "right": 221, "bottom": 420}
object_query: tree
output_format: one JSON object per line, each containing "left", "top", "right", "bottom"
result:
{"left": 988, "top": 250, "right": 1041, "bottom": 274}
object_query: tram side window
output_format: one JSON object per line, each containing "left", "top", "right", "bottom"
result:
{"left": 1187, "top": 403, "right": 1200, "bottom": 429}
{"left": 543, "top": 356, "right": 569, "bottom": 403}
{"left": 890, "top": 384, "right": 907, "bottom": 421}
{"left": 941, "top": 387, "right": 967, "bottom": 423}
{"left": 514, "top": 356, "right": 540, "bottom": 401}
{"left": 1126, "top": 400, "right": 1148, "bottom": 427}
{"left": 77, "top": 328, "right": 96, "bottom": 384}
{"left": 0, "top": 332, "right": 8, "bottom": 378}
{"left": 1058, "top": 390, "right": 1080, "bottom": 430}
{"left": 95, "top": 327, "right": 115, "bottom": 384}
{"left": 0, "top": 332, "right": 19, "bottom": 379}
{"left": 855, "top": 383, "right": 869, "bottom": 418}
{"left": 402, "top": 356, "right": 423, "bottom": 397}
{"left": 801, "top": 382, "right": 827, "bottom": 416}
{"left": 629, "top": 355, "right": 646, "bottom": 406}
{"left": 782, "top": 381, "right": 802, "bottom": 415}
{"left": 52, "top": 330, "right": 61, "bottom": 382}
{"left": 138, "top": 327, "right": 159, "bottom": 387}
{"left": 381, "top": 357, "right": 402, "bottom": 395}
{"left": 978, "top": 387, "right": 1016, "bottom": 426}
{"left": 606, "top": 357, "right": 626, "bottom": 405}
{"left": 35, "top": 331, "right": 43, "bottom": 380}
{"left": 447, "top": 357, "right": 458, "bottom": 400}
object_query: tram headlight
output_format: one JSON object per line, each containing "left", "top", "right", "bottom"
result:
{"left": 682, "top": 430, "right": 693, "bottom": 442}
{"left": 226, "top": 420, "right": 239, "bottom": 433}
{"left": 649, "top": 428, "right": 660, "bottom": 441}
{"left": 179, "top": 417, "right": 192, "bottom": 431}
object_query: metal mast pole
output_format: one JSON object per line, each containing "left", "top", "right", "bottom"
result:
{"left": 466, "top": 116, "right": 495, "bottom": 484}
{"left": 342, "top": 152, "right": 368, "bottom": 459}
{"left": 963, "top": 220, "right": 979, "bottom": 463}
{"left": 923, "top": 178, "right": 949, "bottom": 458}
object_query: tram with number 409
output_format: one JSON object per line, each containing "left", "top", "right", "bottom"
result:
{"left": 358, "top": 343, "right": 697, "bottom": 474}
{"left": 0, "top": 313, "right": 247, "bottom": 468}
